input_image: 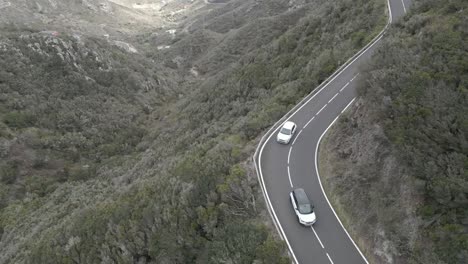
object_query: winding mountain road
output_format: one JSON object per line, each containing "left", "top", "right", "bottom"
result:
{"left": 253, "top": 1, "right": 410, "bottom": 263}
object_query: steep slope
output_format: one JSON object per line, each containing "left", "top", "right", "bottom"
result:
{"left": 0, "top": 0, "right": 161, "bottom": 37}
{"left": 320, "top": 0, "right": 468, "bottom": 263}
{"left": 1, "top": 0, "right": 386, "bottom": 263}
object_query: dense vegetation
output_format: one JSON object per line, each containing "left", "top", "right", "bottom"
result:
{"left": 0, "top": 27, "right": 178, "bottom": 204}
{"left": 321, "top": 0, "right": 467, "bottom": 263}
{"left": 0, "top": 0, "right": 386, "bottom": 263}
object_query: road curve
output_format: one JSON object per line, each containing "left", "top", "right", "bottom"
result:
{"left": 253, "top": 1, "right": 410, "bottom": 263}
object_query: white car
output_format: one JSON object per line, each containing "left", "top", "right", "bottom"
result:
{"left": 276, "top": 121, "right": 296, "bottom": 144}
{"left": 290, "top": 188, "right": 316, "bottom": 226}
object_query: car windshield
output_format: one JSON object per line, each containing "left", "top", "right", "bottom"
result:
{"left": 280, "top": 127, "right": 291, "bottom": 135}
{"left": 298, "top": 204, "right": 313, "bottom": 214}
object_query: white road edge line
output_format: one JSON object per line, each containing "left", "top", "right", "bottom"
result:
{"left": 401, "top": 0, "right": 407, "bottom": 13}
{"left": 288, "top": 147, "right": 292, "bottom": 164}
{"left": 260, "top": 9, "right": 388, "bottom": 135}
{"left": 304, "top": 116, "right": 315, "bottom": 129}
{"left": 341, "top": 99, "right": 355, "bottom": 114}
{"left": 388, "top": 0, "right": 393, "bottom": 23}
{"left": 342, "top": 98, "right": 356, "bottom": 114}
{"left": 328, "top": 93, "right": 339, "bottom": 104}
{"left": 311, "top": 227, "right": 325, "bottom": 249}
{"left": 314, "top": 98, "right": 369, "bottom": 264}
{"left": 292, "top": 130, "right": 302, "bottom": 146}
{"left": 256, "top": 153, "right": 300, "bottom": 264}
{"left": 326, "top": 253, "right": 335, "bottom": 264}
{"left": 253, "top": 1, "right": 391, "bottom": 262}
{"left": 287, "top": 166, "right": 293, "bottom": 188}
{"left": 316, "top": 104, "right": 327, "bottom": 116}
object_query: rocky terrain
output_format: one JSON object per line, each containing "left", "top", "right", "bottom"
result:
{"left": 0, "top": 0, "right": 388, "bottom": 263}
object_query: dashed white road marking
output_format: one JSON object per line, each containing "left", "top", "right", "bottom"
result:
{"left": 328, "top": 93, "right": 339, "bottom": 103}
{"left": 339, "top": 74, "right": 359, "bottom": 92}
{"left": 315, "top": 98, "right": 369, "bottom": 263}
{"left": 292, "top": 130, "right": 302, "bottom": 145}
{"left": 350, "top": 73, "right": 359, "bottom": 82}
{"left": 254, "top": 0, "right": 393, "bottom": 261}
{"left": 288, "top": 147, "right": 292, "bottom": 164}
{"left": 311, "top": 227, "right": 325, "bottom": 249}
{"left": 287, "top": 166, "right": 293, "bottom": 188}
{"left": 339, "top": 82, "right": 350, "bottom": 92}
{"left": 304, "top": 116, "right": 315, "bottom": 129}
{"left": 316, "top": 104, "right": 327, "bottom": 116}
{"left": 327, "top": 253, "right": 335, "bottom": 264}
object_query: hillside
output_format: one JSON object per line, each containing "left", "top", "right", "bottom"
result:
{"left": 0, "top": 0, "right": 386, "bottom": 263}
{"left": 320, "top": 0, "right": 468, "bottom": 263}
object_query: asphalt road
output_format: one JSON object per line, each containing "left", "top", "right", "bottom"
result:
{"left": 254, "top": 1, "right": 410, "bottom": 263}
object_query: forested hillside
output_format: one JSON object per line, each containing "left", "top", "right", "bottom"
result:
{"left": 0, "top": 0, "right": 386, "bottom": 263}
{"left": 320, "top": 0, "right": 467, "bottom": 263}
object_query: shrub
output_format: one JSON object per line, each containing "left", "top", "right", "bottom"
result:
{"left": 3, "top": 112, "right": 35, "bottom": 129}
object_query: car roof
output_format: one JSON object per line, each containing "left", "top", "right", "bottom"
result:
{"left": 283, "top": 121, "right": 295, "bottom": 129}
{"left": 293, "top": 188, "right": 311, "bottom": 205}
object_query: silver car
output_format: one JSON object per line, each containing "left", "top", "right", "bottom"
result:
{"left": 290, "top": 188, "right": 317, "bottom": 226}
{"left": 276, "top": 121, "right": 297, "bottom": 144}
